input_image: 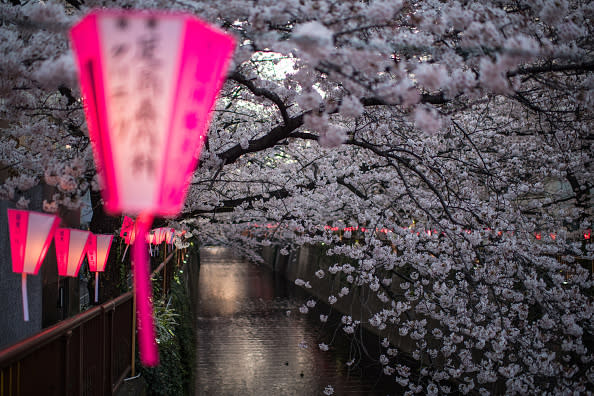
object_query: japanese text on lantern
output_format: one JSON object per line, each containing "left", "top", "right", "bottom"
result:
{"left": 86, "top": 234, "right": 97, "bottom": 270}
{"left": 99, "top": 15, "right": 183, "bottom": 207}
{"left": 55, "top": 229, "right": 68, "bottom": 268}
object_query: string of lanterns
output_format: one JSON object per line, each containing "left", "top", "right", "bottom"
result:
{"left": 251, "top": 222, "right": 592, "bottom": 241}
{"left": 7, "top": 209, "right": 114, "bottom": 321}
{"left": 6, "top": 209, "right": 190, "bottom": 323}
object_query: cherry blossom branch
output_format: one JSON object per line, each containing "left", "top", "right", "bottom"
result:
{"left": 229, "top": 72, "right": 290, "bottom": 125}
{"left": 508, "top": 62, "right": 594, "bottom": 77}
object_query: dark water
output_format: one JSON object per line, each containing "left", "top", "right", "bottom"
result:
{"left": 195, "top": 246, "right": 395, "bottom": 395}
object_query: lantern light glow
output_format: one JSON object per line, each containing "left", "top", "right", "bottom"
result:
{"left": 55, "top": 228, "right": 91, "bottom": 277}
{"left": 121, "top": 216, "right": 135, "bottom": 243}
{"left": 70, "top": 9, "right": 236, "bottom": 366}
{"left": 85, "top": 233, "right": 114, "bottom": 302}
{"left": 7, "top": 209, "right": 60, "bottom": 321}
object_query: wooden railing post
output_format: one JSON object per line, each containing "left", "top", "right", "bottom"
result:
{"left": 99, "top": 307, "right": 104, "bottom": 396}
{"left": 108, "top": 304, "right": 114, "bottom": 396}
{"left": 64, "top": 330, "right": 72, "bottom": 396}
{"left": 79, "top": 323, "right": 84, "bottom": 396}
{"left": 131, "top": 291, "right": 136, "bottom": 379}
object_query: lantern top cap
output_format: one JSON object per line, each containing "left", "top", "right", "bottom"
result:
{"left": 75, "top": 8, "right": 234, "bottom": 37}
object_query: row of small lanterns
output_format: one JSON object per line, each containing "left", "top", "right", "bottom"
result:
{"left": 120, "top": 215, "right": 183, "bottom": 246}
{"left": 7, "top": 210, "right": 188, "bottom": 321}
{"left": 7, "top": 209, "right": 113, "bottom": 322}
{"left": 255, "top": 223, "right": 592, "bottom": 241}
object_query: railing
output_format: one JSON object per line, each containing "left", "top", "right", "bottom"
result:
{"left": 0, "top": 252, "right": 176, "bottom": 396}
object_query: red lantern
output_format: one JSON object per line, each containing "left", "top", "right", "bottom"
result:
{"left": 85, "top": 234, "right": 114, "bottom": 302}
{"left": 153, "top": 227, "right": 167, "bottom": 245}
{"left": 120, "top": 215, "right": 135, "bottom": 243}
{"left": 126, "top": 224, "right": 137, "bottom": 245}
{"left": 7, "top": 209, "right": 60, "bottom": 321}
{"left": 165, "top": 228, "right": 175, "bottom": 245}
{"left": 146, "top": 232, "right": 156, "bottom": 256}
{"left": 585, "top": 229, "right": 591, "bottom": 240}
{"left": 70, "top": 10, "right": 235, "bottom": 366}
{"left": 55, "top": 228, "right": 91, "bottom": 277}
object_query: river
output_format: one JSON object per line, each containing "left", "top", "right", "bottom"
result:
{"left": 195, "top": 246, "right": 397, "bottom": 395}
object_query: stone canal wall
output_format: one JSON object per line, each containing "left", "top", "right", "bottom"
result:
{"left": 260, "top": 244, "right": 416, "bottom": 355}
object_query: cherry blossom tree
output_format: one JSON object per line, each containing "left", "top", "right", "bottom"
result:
{"left": 1, "top": 0, "right": 593, "bottom": 394}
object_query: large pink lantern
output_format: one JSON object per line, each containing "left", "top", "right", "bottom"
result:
{"left": 85, "top": 233, "right": 114, "bottom": 302}
{"left": 70, "top": 10, "right": 235, "bottom": 366}
{"left": 55, "top": 228, "right": 91, "bottom": 277}
{"left": 7, "top": 209, "right": 60, "bottom": 321}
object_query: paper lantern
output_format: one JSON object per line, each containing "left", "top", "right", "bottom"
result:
{"left": 55, "top": 228, "right": 91, "bottom": 277}
{"left": 146, "top": 232, "right": 156, "bottom": 256}
{"left": 7, "top": 209, "right": 60, "bottom": 321}
{"left": 153, "top": 227, "right": 166, "bottom": 245}
{"left": 70, "top": 10, "right": 235, "bottom": 366}
{"left": 119, "top": 216, "right": 136, "bottom": 263}
{"left": 165, "top": 228, "right": 175, "bottom": 245}
{"left": 121, "top": 215, "right": 135, "bottom": 243}
{"left": 125, "top": 224, "right": 137, "bottom": 245}
{"left": 85, "top": 233, "right": 114, "bottom": 302}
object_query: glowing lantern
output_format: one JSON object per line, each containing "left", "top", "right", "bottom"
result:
{"left": 153, "top": 227, "right": 167, "bottom": 245}
{"left": 121, "top": 215, "right": 135, "bottom": 243}
{"left": 165, "top": 228, "right": 175, "bottom": 245}
{"left": 70, "top": 10, "right": 235, "bottom": 366}
{"left": 152, "top": 228, "right": 160, "bottom": 244}
{"left": 55, "top": 228, "right": 91, "bottom": 277}
{"left": 85, "top": 234, "right": 114, "bottom": 302}
{"left": 7, "top": 209, "right": 60, "bottom": 321}
{"left": 585, "top": 229, "right": 591, "bottom": 240}
{"left": 126, "top": 224, "right": 137, "bottom": 245}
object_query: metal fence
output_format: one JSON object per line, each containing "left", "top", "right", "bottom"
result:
{"left": 0, "top": 291, "right": 133, "bottom": 396}
{"left": 0, "top": 252, "right": 177, "bottom": 396}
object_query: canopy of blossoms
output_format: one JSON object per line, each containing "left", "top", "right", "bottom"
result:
{"left": 0, "top": 0, "right": 592, "bottom": 394}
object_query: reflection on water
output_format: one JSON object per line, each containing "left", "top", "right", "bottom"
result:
{"left": 195, "top": 246, "right": 391, "bottom": 395}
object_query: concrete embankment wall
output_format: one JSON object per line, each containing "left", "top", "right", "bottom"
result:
{"left": 260, "top": 244, "right": 415, "bottom": 355}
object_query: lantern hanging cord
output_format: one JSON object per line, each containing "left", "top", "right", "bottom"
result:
{"left": 22, "top": 273, "right": 29, "bottom": 322}
{"left": 122, "top": 244, "right": 129, "bottom": 262}
{"left": 95, "top": 272, "right": 99, "bottom": 303}
{"left": 132, "top": 212, "right": 159, "bottom": 367}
